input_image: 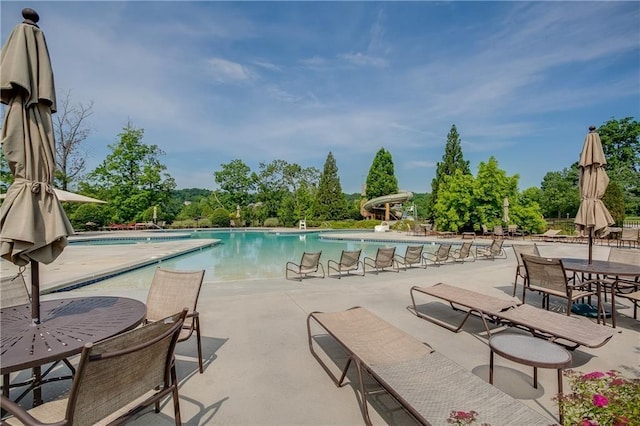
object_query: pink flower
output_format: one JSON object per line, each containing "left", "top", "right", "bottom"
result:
{"left": 592, "top": 394, "right": 609, "bottom": 407}
{"left": 610, "top": 378, "right": 626, "bottom": 386}
{"left": 583, "top": 371, "right": 606, "bottom": 380}
{"left": 613, "top": 416, "right": 630, "bottom": 426}
{"left": 579, "top": 420, "right": 599, "bottom": 426}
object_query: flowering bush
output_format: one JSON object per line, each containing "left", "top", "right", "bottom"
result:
{"left": 556, "top": 370, "right": 640, "bottom": 425}
{"left": 446, "top": 410, "right": 490, "bottom": 425}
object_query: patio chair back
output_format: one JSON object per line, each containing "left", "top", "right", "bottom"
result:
{"left": 0, "top": 272, "right": 30, "bottom": 308}
{"left": 521, "top": 255, "right": 568, "bottom": 295}
{"left": 511, "top": 244, "right": 540, "bottom": 296}
{"left": 489, "top": 239, "right": 505, "bottom": 256}
{"left": 403, "top": 245, "right": 424, "bottom": 264}
{"left": 608, "top": 247, "right": 640, "bottom": 266}
{"left": 493, "top": 226, "right": 505, "bottom": 237}
{"left": 619, "top": 228, "right": 639, "bottom": 248}
{"left": 364, "top": 247, "right": 399, "bottom": 274}
{"left": 66, "top": 310, "right": 187, "bottom": 425}
{"left": 146, "top": 268, "right": 206, "bottom": 372}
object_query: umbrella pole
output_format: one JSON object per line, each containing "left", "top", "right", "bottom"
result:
{"left": 588, "top": 234, "right": 593, "bottom": 264}
{"left": 31, "top": 260, "right": 40, "bottom": 324}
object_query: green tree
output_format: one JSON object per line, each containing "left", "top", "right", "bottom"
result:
{"left": 214, "top": 159, "right": 256, "bottom": 209}
{"left": 365, "top": 147, "right": 398, "bottom": 199}
{"left": 79, "top": 124, "right": 175, "bottom": 223}
{"left": 0, "top": 149, "right": 13, "bottom": 192}
{"left": 313, "top": 152, "right": 347, "bottom": 220}
{"left": 255, "top": 160, "right": 319, "bottom": 223}
{"left": 433, "top": 170, "right": 474, "bottom": 232}
{"left": 539, "top": 167, "right": 580, "bottom": 219}
{"left": 427, "top": 124, "right": 471, "bottom": 220}
{"left": 602, "top": 180, "right": 625, "bottom": 226}
{"left": 597, "top": 117, "right": 640, "bottom": 214}
{"left": 472, "top": 156, "right": 518, "bottom": 228}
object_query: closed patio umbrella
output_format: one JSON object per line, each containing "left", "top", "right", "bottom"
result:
{"left": 502, "top": 197, "right": 509, "bottom": 223}
{"left": 574, "top": 126, "right": 614, "bottom": 263}
{"left": 0, "top": 9, "right": 74, "bottom": 323}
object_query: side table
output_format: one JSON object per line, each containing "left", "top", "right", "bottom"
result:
{"left": 489, "top": 334, "right": 572, "bottom": 424}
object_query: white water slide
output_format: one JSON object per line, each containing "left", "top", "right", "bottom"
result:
{"left": 363, "top": 191, "right": 413, "bottom": 218}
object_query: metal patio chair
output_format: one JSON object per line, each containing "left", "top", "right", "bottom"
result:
{"left": 422, "top": 243, "right": 452, "bottom": 266}
{"left": 0, "top": 310, "right": 187, "bottom": 426}
{"left": 395, "top": 245, "right": 425, "bottom": 270}
{"left": 327, "top": 249, "right": 365, "bottom": 278}
{"left": 146, "top": 268, "right": 206, "bottom": 373}
{"left": 450, "top": 241, "right": 475, "bottom": 263}
{"left": 511, "top": 244, "right": 540, "bottom": 296}
{"left": 364, "top": 247, "right": 399, "bottom": 274}
{"left": 286, "top": 251, "right": 325, "bottom": 281}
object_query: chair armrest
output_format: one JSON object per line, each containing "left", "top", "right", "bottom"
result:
{"left": 0, "top": 395, "right": 52, "bottom": 426}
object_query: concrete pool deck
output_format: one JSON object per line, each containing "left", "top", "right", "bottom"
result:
{"left": 2, "top": 230, "right": 639, "bottom": 425}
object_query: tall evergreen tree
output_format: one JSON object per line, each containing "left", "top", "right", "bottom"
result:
{"left": 313, "top": 152, "right": 347, "bottom": 220}
{"left": 365, "top": 147, "right": 398, "bottom": 199}
{"left": 427, "top": 124, "right": 470, "bottom": 220}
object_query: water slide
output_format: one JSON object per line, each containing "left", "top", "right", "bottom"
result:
{"left": 362, "top": 191, "right": 413, "bottom": 219}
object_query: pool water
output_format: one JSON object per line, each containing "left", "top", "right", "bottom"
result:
{"left": 80, "top": 231, "right": 421, "bottom": 290}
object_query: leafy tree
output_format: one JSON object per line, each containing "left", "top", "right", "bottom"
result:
{"left": 54, "top": 90, "right": 94, "bottom": 190}
{"left": 597, "top": 117, "right": 640, "bottom": 214}
{"left": 214, "top": 159, "right": 256, "bottom": 209}
{"left": 79, "top": 124, "right": 175, "bottom": 223}
{"left": 433, "top": 170, "right": 474, "bottom": 232}
{"left": 0, "top": 149, "right": 13, "bottom": 192}
{"left": 427, "top": 124, "right": 471, "bottom": 220}
{"left": 602, "top": 181, "right": 625, "bottom": 226}
{"left": 539, "top": 167, "right": 580, "bottom": 219}
{"left": 210, "top": 207, "right": 231, "bottom": 227}
{"left": 255, "top": 160, "right": 319, "bottom": 223}
{"left": 313, "top": 152, "right": 347, "bottom": 220}
{"left": 365, "top": 147, "right": 398, "bottom": 199}
{"left": 472, "top": 156, "right": 518, "bottom": 227}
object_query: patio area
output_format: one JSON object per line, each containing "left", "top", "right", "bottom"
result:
{"left": 2, "top": 233, "right": 639, "bottom": 425}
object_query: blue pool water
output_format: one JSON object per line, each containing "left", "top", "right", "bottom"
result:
{"left": 78, "top": 231, "right": 428, "bottom": 290}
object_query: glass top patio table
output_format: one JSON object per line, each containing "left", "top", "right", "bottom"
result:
{"left": 1, "top": 296, "right": 146, "bottom": 403}
{"left": 562, "top": 258, "right": 640, "bottom": 328}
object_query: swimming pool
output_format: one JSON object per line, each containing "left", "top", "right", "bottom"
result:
{"left": 77, "top": 230, "right": 426, "bottom": 290}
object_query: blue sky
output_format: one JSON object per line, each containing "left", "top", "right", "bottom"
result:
{"left": 2, "top": 1, "right": 638, "bottom": 194}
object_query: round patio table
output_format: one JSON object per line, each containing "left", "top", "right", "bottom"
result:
{"left": 489, "top": 333, "right": 572, "bottom": 424}
{"left": 1, "top": 296, "right": 146, "bottom": 403}
{"left": 562, "top": 258, "right": 640, "bottom": 328}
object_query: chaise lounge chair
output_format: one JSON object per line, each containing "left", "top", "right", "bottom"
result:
{"left": 327, "top": 249, "right": 364, "bottom": 279}
{"left": 394, "top": 245, "right": 425, "bottom": 270}
{"left": 363, "top": 247, "right": 399, "bottom": 274}
{"left": 421, "top": 243, "right": 452, "bottom": 266}
{"left": 409, "top": 283, "right": 614, "bottom": 350}
{"left": 307, "top": 307, "right": 551, "bottom": 425}
{"left": 475, "top": 239, "right": 507, "bottom": 260}
{"left": 286, "top": 252, "right": 325, "bottom": 281}
{"left": 450, "top": 241, "right": 475, "bottom": 263}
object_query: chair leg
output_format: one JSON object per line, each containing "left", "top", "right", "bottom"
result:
{"left": 195, "top": 317, "right": 204, "bottom": 374}
{"left": 171, "top": 363, "right": 181, "bottom": 425}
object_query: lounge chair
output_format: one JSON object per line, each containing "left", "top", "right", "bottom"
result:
{"left": 422, "top": 243, "right": 452, "bottom": 266}
{"left": 394, "top": 245, "right": 425, "bottom": 270}
{"left": 286, "top": 251, "right": 325, "bottom": 281}
{"left": 493, "top": 226, "right": 506, "bottom": 238}
{"left": 507, "top": 225, "right": 523, "bottom": 239}
{"left": 1, "top": 310, "right": 188, "bottom": 426}
{"left": 409, "top": 283, "right": 614, "bottom": 350}
{"left": 521, "top": 255, "right": 604, "bottom": 322}
{"left": 618, "top": 228, "right": 639, "bottom": 248}
{"left": 450, "top": 241, "right": 475, "bottom": 262}
{"left": 327, "top": 249, "right": 364, "bottom": 278}
{"left": 475, "top": 239, "right": 507, "bottom": 260}
{"left": 511, "top": 244, "right": 540, "bottom": 296}
{"left": 481, "top": 224, "right": 493, "bottom": 237}
{"left": 0, "top": 272, "right": 30, "bottom": 309}
{"left": 363, "top": 247, "right": 399, "bottom": 274}
{"left": 532, "top": 229, "right": 562, "bottom": 241}
{"left": 307, "top": 307, "right": 551, "bottom": 425}
{"left": 146, "top": 268, "right": 206, "bottom": 373}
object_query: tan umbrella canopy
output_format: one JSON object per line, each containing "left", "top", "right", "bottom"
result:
{"left": 574, "top": 126, "right": 614, "bottom": 263}
{"left": 1, "top": 188, "right": 107, "bottom": 204}
{"left": 0, "top": 9, "right": 74, "bottom": 323}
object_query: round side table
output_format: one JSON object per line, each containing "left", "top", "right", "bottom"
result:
{"left": 489, "top": 333, "right": 572, "bottom": 423}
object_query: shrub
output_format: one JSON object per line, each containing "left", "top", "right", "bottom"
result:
{"left": 263, "top": 217, "right": 279, "bottom": 227}
{"left": 210, "top": 208, "right": 230, "bottom": 227}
